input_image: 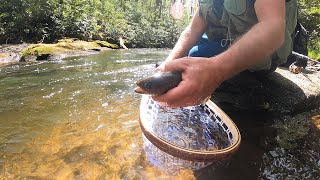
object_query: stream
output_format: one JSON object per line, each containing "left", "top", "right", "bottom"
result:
{"left": 0, "top": 49, "right": 319, "bottom": 179}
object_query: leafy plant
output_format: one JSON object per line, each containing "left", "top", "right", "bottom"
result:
{"left": 298, "top": 0, "right": 320, "bottom": 60}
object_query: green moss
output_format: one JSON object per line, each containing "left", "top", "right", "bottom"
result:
{"left": 56, "top": 40, "right": 103, "bottom": 50}
{"left": 55, "top": 42, "right": 74, "bottom": 49}
{"left": 67, "top": 41, "right": 101, "bottom": 50}
{"left": 22, "top": 41, "right": 102, "bottom": 57}
{"left": 95, "top": 40, "right": 119, "bottom": 49}
{"left": 20, "top": 39, "right": 117, "bottom": 61}
{"left": 58, "top": 38, "right": 78, "bottom": 43}
{"left": 21, "top": 44, "right": 57, "bottom": 57}
{"left": 308, "top": 39, "right": 320, "bottom": 60}
{"left": 309, "top": 50, "right": 320, "bottom": 60}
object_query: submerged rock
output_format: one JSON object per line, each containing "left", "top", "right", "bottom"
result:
{"left": 259, "top": 109, "right": 320, "bottom": 179}
{"left": 273, "top": 108, "right": 320, "bottom": 149}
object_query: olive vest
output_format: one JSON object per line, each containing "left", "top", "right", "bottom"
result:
{"left": 199, "top": 0, "right": 297, "bottom": 71}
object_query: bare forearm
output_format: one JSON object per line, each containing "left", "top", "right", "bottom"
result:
{"left": 166, "top": 26, "right": 202, "bottom": 61}
{"left": 214, "top": 22, "right": 284, "bottom": 79}
{"left": 212, "top": 0, "right": 285, "bottom": 80}
{"left": 166, "top": 10, "right": 207, "bottom": 62}
{"left": 153, "top": 0, "right": 288, "bottom": 108}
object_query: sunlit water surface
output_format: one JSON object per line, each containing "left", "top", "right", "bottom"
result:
{"left": 0, "top": 49, "right": 319, "bottom": 179}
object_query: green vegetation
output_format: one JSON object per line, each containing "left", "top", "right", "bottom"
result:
{"left": 0, "top": 0, "right": 190, "bottom": 48}
{"left": 299, "top": 0, "right": 320, "bottom": 60}
{"left": 0, "top": 0, "right": 319, "bottom": 55}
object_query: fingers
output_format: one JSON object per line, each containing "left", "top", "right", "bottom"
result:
{"left": 152, "top": 59, "right": 190, "bottom": 107}
{"left": 152, "top": 81, "right": 187, "bottom": 106}
{"left": 152, "top": 80, "right": 202, "bottom": 108}
{"left": 155, "top": 62, "right": 165, "bottom": 72}
{"left": 159, "top": 57, "right": 190, "bottom": 72}
{"left": 151, "top": 56, "right": 214, "bottom": 107}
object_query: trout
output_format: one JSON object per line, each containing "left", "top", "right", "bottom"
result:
{"left": 134, "top": 71, "right": 182, "bottom": 95}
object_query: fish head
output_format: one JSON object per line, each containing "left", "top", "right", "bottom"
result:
{"left": 134, "top": 71, "right": 182, "bottom": 95}
{"left": 134, "top": 77, "right": 155, "bottom": 94}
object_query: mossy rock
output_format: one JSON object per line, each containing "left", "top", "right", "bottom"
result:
{"left": 55, "top": 40, "right": 101, "bottom": 51}
{"left": 20, "top": 44, "right": 58, "bottom": 61}
{"left": 95, "top": 40, "right": 119, "bottom": 49}
{"left": 21, "top": 44, "right": 56, "bottom": 57}
{"left": 57, "top": 38, "right": 78, "bottom": 43}
{"left": 20, "top": 39, "right": 113, "bottom": 62}
{"left": 274, "top": 116, "right": 311, "bottom": 149}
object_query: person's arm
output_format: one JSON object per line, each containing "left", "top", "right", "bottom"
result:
{"left": 161, "top": 9, "right": 207, "bottom": 64}
{"left": 153, "top": 0, "right": 286, "bottom": 107}
{"left": 214, "top": 0, "right": 286, "bottom": 79}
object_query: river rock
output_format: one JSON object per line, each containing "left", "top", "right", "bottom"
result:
{"left": 0, "top": 44, "right": 29, "bottom": 66}
{"left": 211, "top": 64, "right": 320, "bottom": 114}
{"left": 0, "top": 39, "right": 118, "bottom": 66}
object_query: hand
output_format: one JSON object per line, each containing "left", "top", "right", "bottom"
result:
{"left": 152, "top": 56, "right": 225, "bottom": 107}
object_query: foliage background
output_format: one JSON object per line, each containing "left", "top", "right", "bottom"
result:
{"left": 0, "top": 0, "right": 319, "bottom": 58}
{"left": 298, "top": 0, "right": 320, "bottom": 59}
{"left": 0, "top": 0, "right": 191, "bottom": 48}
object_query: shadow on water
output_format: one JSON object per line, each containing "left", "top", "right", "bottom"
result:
{"left": 195, "top": 110, "right": 320, "bottom": 180}
{"left": 193, "top": 110, "right": 276, "bottom": 180}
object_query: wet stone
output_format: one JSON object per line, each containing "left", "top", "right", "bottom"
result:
{"left": 269, "top": 151, "right": 278, "bottom": 158}
{"left": 272, "top": 107, "right": 320, "bottom": 150}
{"left": 258, "top": 107, "right": 320, "bottom": 179}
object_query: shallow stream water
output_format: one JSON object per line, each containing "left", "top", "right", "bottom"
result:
{"left": 0, "top": 49, "right": 319, "bottom": 179}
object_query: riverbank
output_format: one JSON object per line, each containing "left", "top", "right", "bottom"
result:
{"left": 0, "top": 44, "right": 30, "bottom": 67}
{"left": 0, "top": 39, "right": 119, "bottom": 67}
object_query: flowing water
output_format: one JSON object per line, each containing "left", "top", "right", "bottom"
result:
{"left": 0, "top": 49, "right": 319, "bottom": 179}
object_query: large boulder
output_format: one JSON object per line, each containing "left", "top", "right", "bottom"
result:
{"left": 212, "top": 64, "right": 320, "bottom": 114}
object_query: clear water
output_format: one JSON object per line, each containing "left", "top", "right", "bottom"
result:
{"left": 0, "top": 49, "right": 319, "bottom": 179}
{"left": 143, "top": 99, "right": 230, "bottom": 151}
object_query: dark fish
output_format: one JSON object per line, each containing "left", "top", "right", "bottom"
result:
{"left": 134, "top": 71, "right": 182, "bottom": 95}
